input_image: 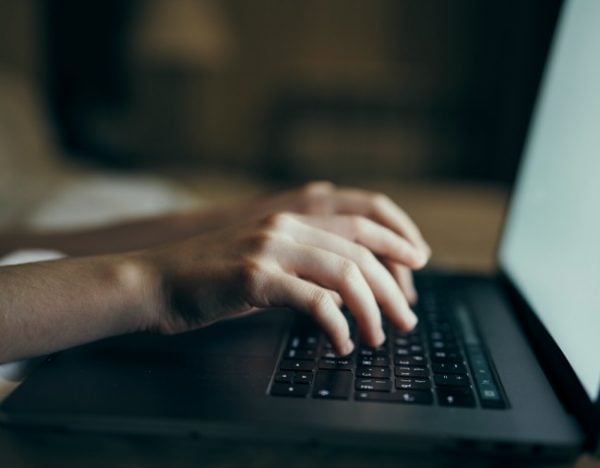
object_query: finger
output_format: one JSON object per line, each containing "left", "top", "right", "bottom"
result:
{"left": 328, "top": 289, "right": 344, "bottom": 307}
{"left": 259, "top": 270, "right": 353, "bottom": 355}
{"left": 331, "top": 189, "right": 431, "bottom": 256}
{"left": 287, "top": 218, "right": 418, "bottom": 331}
{"left": 298, "top": 214, "right": 427, "bottom": 269}
{"left": 277, "top": 242, "right": 385, "bottom": 347}
{"left": 385, "top": 261, "right": 418, "bottom": 305}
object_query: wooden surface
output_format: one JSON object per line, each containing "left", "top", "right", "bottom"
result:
{"left": 176, "top": 174, "right": 511, "bottom": 273}
{"left": 0, "top": 180, "right": 597, "bottom": 467}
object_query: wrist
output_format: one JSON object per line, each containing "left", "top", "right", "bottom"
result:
{"left": 111, "top": 251, "right": 164, "bottom": 334}
{"left": 171, "top": 207, "right": 233, "bottom": 235}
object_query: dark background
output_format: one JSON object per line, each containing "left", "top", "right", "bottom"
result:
{"left": 6, "top": 0, "right": 563, "bottom": 185}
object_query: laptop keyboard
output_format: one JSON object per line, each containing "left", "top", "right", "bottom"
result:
{"left": 268, "top": 279, "right": 507, "bottom": 409}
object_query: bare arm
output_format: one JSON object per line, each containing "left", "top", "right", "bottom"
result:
{"left": 0, "top": 210, "right": 227, "bottom": 258}
{"left": 0, "top": 253, "right": 155, "bottom": 363}
{"left": 0, "top": 183, "right": 431, "bottom": 364}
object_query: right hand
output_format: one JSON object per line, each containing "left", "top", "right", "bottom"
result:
{"left": 138, "top": 211, "right": 428, "bottom": 356}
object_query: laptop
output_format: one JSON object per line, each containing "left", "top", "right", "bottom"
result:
{"left": 1, "top": 0, "right": 598, "bottom": 460}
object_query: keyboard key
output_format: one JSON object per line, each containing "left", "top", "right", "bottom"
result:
{"left": 471, "top": 370, "right": 506, "bottom": 408}
{"left": 357, "top": 366, "right": 391, "bottom": 378}
{"left": 479, "top": 388, "right": 506, "bottom": 409}
{"left": 394, "top": 337, "right": 421, "bottom": 347}
{"left": 430, "top": 340, "right": 458, "bottom": 351}
{"left": 287, "top": 334, "right": 319, "bottom": 350}
{"left": 409, "top": 344, "right": 424, "bottom": 354}
{"left": 274, "top": 371, "right": 293, "bottom": 383}
{"left": 429, "top": 331, "right": 452, "bottom": 341}
{"left": 462, "top": 345, "right": 507, "bottom": 408}
{"left": 359, "top": 356, "right": 390, "bottom": 367}
{"left": 431, "top": 351, "right": 463, "bottom": 363}
{"left": 358, "top": 347, "right": 388, "bottom": 357}
{"left": 428, "top": 321, "right": 451, "bottom": 330}
{"left": 355, "top": 390, "right": 433, "bottom": 405}
{"left": 304, "top": 335, "right": 319, "bottom": 348}
{"left": 432, "top": 362, "right": 467, "bottom": 374}
{"left": 434, "top": 373, "right": 470, "bottom": 387}
{"left": 288, "top": 336, "right": 301, "bottom": 349}
{"left": 395, "top": 366, "right": 429, "bottom": 378}
{"left": 395, "top": 355, "right": 426, "bottom": 366}
{"left": 294, "top": 371, "right": 313, "bottom": 384}
{"left": 395, "top": 378, "right": 431, "bottom": 390}
{"left": 355, "top": 378, "right": 392, "bottom": 392}
{"left": 395, "top": 330, "right": 420, "bottom": 339}
{"left": 436, "top": 387, "right": 476, "bottom": 407}
{"left": 284, "top": 349, "right": 316, "bottom": 360}
{"left": 319, "top": 358, "right": 353, "bottom": 370}
{"left": 394, "top": 344, "right": 424, "bottom": 355}
{"left": 280, "top": 360, "right": 316, "bottom": 371}
{"left": 313, "top": 371, "right": 353, "bottom": 399}
{"left": 271, "top": 382, "right": 310, "bottom": 397}
{"left": 473, "top": 368, "right": 492, "bottom": 379}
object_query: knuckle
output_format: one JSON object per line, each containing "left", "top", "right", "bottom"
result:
{"left": 339, "top": 260, "right": 361, "bottom": 287}
{"left": 238, "top": 259, "right": 268, "bottom": 306}
{"left": 301, "top": 180, "right": 335, "bottom": 197}
{"left": 260, "top": 212, "right": 293, "bottom": 231}
{"left": 355, "top": 244, "right": 375, "bottom": 266}
{"left": 371, "top": 193, "right": 391, "bottom": 210}
{"left": 298, "top": 181, "right": 336, "bottom": 214}
{"left": 309, "top": 288, "right": 333, "bottom": 314}
{"left": 238, "top": 258, "right": 267, "bottom": 298}
{"left": 245, "top": 230, "right": 278, "bottom": 254}
{"left": 350, "top": 215, "right": 367, "bottom": 235}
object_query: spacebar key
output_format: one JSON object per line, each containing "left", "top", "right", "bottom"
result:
{"left": 313, "top": 370, "right": 352, "bottom": 399}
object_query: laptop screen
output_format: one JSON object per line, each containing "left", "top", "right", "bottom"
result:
{"left": 499, "top": 0, "right": 600, "bottom": 402}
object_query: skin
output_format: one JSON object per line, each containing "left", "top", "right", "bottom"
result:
{"left": 0, "top": 182, "right": 431, "bottom": 364}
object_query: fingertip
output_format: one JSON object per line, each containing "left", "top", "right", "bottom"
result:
{"left": 342, "top": 338, "right": 354, "bottom": 356}
{"left": 369, "top": 328, "right": 386, "bottom": 348}
{"left": 333, "top": 337, "right": 354, "bottom": 357}
{"left": 422, "top": 241, "right": 432, "bottom": 259}
{"left": 390, "top": 305, "right": 419, "bottom": 332}
{"left": 403, "top": 245, "right": 428, "bottom": 270}
{"left": 404, "top": 309, "right": 419, "bottom": 330}
{"left": 414, "top": 251, "right": 429, "bottom": 269}
{"left": 407, "top": 290, "right": 418, "bottom": 306}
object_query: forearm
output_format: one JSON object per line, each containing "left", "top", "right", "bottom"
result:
{"left": 0, "top": 209, "right": 229, "bottom": 258}
{"left": 0, "top": 253, "right": 157, "bottom": 363}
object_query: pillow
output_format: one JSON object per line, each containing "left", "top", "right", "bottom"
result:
{"left": 0, "top": 67, "right": 66, "bottom": 227}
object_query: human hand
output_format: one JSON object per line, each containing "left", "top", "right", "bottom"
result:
{"left": 139, "top": 208, "right": 429, "bottom": 356}
{"left": 199, "top": 182, "right": 431, "bottom": 304}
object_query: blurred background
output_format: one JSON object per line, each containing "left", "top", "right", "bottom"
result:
{"left": 1, "top": 0, "right": 562, "bottom": 181}
{"left": 0, "top": 0, "right": 560, "bottom": 260}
